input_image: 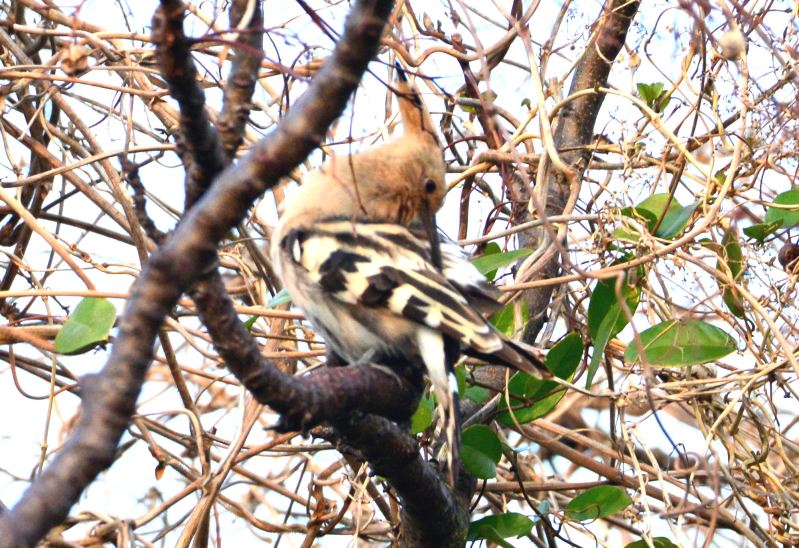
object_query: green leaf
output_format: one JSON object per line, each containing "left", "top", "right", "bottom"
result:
{"left": 586, "top": 265, "right": 641, "bottom": 386}
{"left": 742, "top": 221, "right": 781, "bottom": 242}
{"left": 55, "top": 298, "right": 117, "bottom": 355}
{"left": 461, "top": 425, "right": 502, "bottom": 479}
{"left": 587, "top": 324, "right": 613, "bottom": 387}
{"left": 624, "top": 320, "right": 736, "bottom": 366}
{"left": 612, "top": 225, "right": 643, "bottom": 243}
{"left": 623, "top": 194, "right": 698, "bottom": 239}
{"left": 483, "top": 241, "right": 501, "bottom": 255}
{"left": 459, "top": 90, "right": 498, "bottom": 114}
{"left": 722, "top": 288, "right": 745, "bottom": 318}
{"left": 490, "top": 301, "right": 515, "bottom": 336}
{"left": 497, "top": 374, "right": 563, "bottom": 426}
{"left": 545, "top": 332, "right": 583, "bottom": 379}
{"left": 472, "top": 247, "right": 532, "bottom": 281}
{"left": 243, "top": 315, "right": 258, "bottom": 331}
{"left": 490, "top": 301, "right": 528, "bottom": 338}
{"left": 655, "top": 200, "right": 698, "bottom": 239}
{"left": 454, "top": 363, "right": 467, "bottom": 394}
{"left": 637, "top": 82, "right": 664, "bottom": 104}
{"left": 636, "top": 82, "right": 670, "bottom": 113}
{"left": 455, "top": 364, "right": 489, "bottom": 404}
{"left": 625, "top": 538, "right": 679, "bottom": 548}
{"left": 588, "top": 273, "right": 641, "bottom": 341}
{"left": 472, "top": 242, "right": 499, "bottom": 280}
{"left": 698, "top": 238, "right": 722, "bottom": 254}
{"left": 764, "top": 189, "right": 799, "bottom": 229}
{"left": 566, "top": 486, "right": 632, "bottom": 522}
{"left": 537, "top": 499, "right": 551, "bottom": 515}
{"left": 463, "top": 384, "right": 489, "bottom": 404}
{"left": 497, "top": 335, "right": 580, "bottom": 425}
{"left": 410, "top": 392, "right": 435, "bottom": 434}
{"left": 267, "top": 288, "right": 292, "bottom": 308}
{"left": 468, "top": 513, "right": 535, "bottom": 547}
{"left": 716, "top": 226, "right": 745, "bottom": 318}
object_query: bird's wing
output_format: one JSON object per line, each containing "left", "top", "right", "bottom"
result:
{"left": 282, "top": 219, "right": 505, "bottom": 354}
{"left": 395, "top": 223, "right": 502, "bottom": 314}
{"left": 438, "top": 233, "right": 503, "bottom": 314}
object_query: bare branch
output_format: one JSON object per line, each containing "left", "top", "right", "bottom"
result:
{"left": 520, "top": 0, "right": 641, "bottom": 343}
{"left": 0, "top": 1, "right": 394, "bottom": 545}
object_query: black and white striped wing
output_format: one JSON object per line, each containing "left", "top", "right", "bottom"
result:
{"left": 282, "top": 219, "right": 504, "bottom": 354}
{"left": 439, "top": 233, "right": 503, "bottom": 315}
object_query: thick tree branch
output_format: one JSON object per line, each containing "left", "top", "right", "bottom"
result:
{"left": 217, "top": 0, "right": 264, "bottom": 159}
{"left": 521, "top": 0, "right": 641, "bottom": 343}
{"left": 152, "top": 0, "right": 228, "bottom": 207}
{"left": 330, "top": 414, "right": 472, "bottom": 547}
{"left": 0, "top": 2, "right": 393, "bottom": 545}
{"left": 155, "top": 4, "right": 467, "bottom": 542}
{"left": 188, "top": 272, "right": 421, "bottom": 427}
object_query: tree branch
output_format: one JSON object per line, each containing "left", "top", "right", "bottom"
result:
{"left": 0, "top": 1, "right": 394, "bottom": 545}
{"left": 521, "top": 0, "right": 641, "bottom": 343}
{"left": 329, "top": 414, "right": 472, "bottom": 547}
{"left": 188, "top": 272, "right": 421, "bottom": 428}
{"left": 151, "top": 3, "right": 469, "bottom": 544}
{"left": 217, "top": 0, "right": 264, "bottom": 159}
{"left": 151, "top": 0, "right": 228, "bottom": 207}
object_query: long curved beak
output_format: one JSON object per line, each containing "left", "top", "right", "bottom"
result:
{"left": 421, "top": 201, "right": 442, "bottom": 269}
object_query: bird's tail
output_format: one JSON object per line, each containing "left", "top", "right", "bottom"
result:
{"left": 467, "top": 337, "right": 551, "bottom": 379}
{"left": 418, "top": 329, "right": 462, "bottom": 484}
{"left": 432, "top": 373, "right": 461, "bottom": 486}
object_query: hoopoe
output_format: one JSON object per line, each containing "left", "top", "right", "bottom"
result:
{"left": 270, "top": 66, "right": 549, "bottom": 481}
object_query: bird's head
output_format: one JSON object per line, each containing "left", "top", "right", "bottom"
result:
{"left": 350, "top": 134, "right": 445, "bottom": 225}
{"left": 275, "top": 62, "right": 446, "bottom": 260}
{"left": 358, "top": 63, "right": 446, "bottom": 226}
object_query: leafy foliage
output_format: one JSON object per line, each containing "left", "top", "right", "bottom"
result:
{"left": 764, "top": 189, "right": 799, "bottom": 228}
{"left": 617, "top": 193, "right": 698, "bottom": 240}
{"left": 55, "top": 298, "right": 117, "bottom": 355}
{"left": 472, "top": 243, "right": 533, "bottom": 281}
{"left": 410, "top": 392, "right": 435, "bottom": 434}
{"left": 586, "top": 263, "right": 642, "bottom": 385}
{"left": 565, "top": 486, "right": 632, "bottom": 522}
{"left": 624, "top": 320, "right": 737, "bottom": 366}
{"left": 461, "top": 424, "right": 502, "bottom": 479}
{"left": 497, "top": 333, "right": 582, "bottom": 425}
{"left": 637, "top": 82, "right": 671, "bottom": 113}
{"left": 467, "top": 512, "right": 535, "bottom": 547}
{"left": 625, "top": 537, "right": 679, "bottom": 548}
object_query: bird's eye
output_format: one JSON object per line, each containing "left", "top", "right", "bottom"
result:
{"left": 424, "top": 179, "right": 437, "bottom": 193}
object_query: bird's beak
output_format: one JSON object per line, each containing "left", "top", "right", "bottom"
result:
{"left": 421, "top": 201, "right": 442, "bottom": 269}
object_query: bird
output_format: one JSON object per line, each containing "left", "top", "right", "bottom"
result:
{"left": 270, "top": 66, "right": 549, "bottom": 481}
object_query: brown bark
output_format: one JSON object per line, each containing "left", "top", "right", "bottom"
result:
{"left": 520, "top": 0, "right": 641, "bottom": 343}
{"left": 0, "top": 1, "right": 394, "bottom": 545}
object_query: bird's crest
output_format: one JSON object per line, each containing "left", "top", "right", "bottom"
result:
{"left": 394, "top": 62, "right": 439, "bottom": 145}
